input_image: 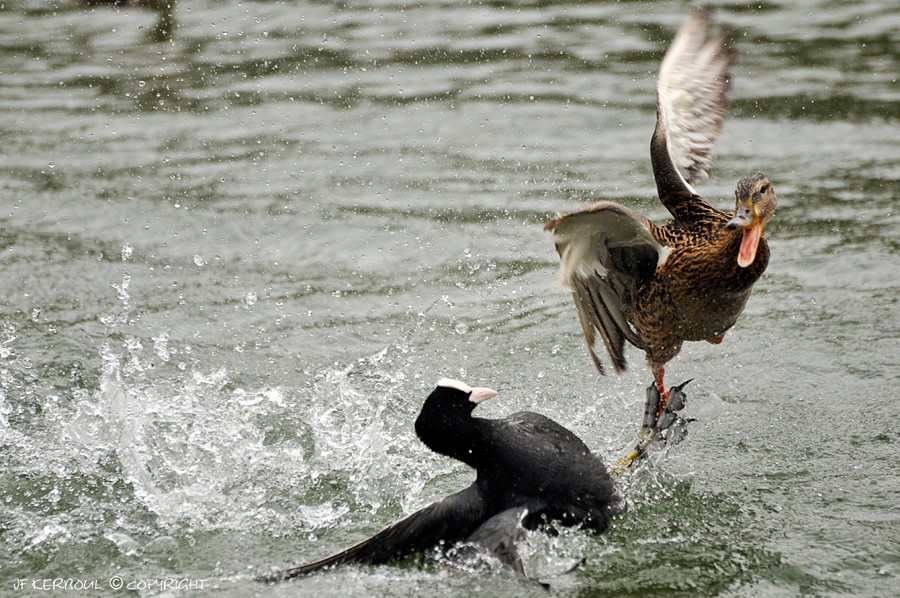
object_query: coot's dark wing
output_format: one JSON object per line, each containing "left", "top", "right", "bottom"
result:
{"left": 453, "top": 506, "right": 529, "bottom": 575}
{"left": 497, "top": 411, "right": 594, "bottom": 455}
{"left": 266, "top": 484, "right": 489, "bottom": 581}
{"left": 545, "top": 202, "right": 665, "bottom": 373}
{"left": 486, "top": 413, "right": 619, "bottom": 534}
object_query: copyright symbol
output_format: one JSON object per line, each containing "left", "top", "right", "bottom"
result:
{"left": 109, "top": 576, "right": 123, "bottom": 590}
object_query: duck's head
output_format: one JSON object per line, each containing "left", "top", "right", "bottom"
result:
{"left": 726, "top": 172, "right": 777, "bottom": 268}
{"left": 415, "top": 379, "right": 497, "bottom": 462}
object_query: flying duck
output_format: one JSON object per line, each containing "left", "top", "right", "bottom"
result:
{"left": 545, "top": 8, "right": 777, "bottom": 427}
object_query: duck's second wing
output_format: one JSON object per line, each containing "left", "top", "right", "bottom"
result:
{"left": 266, "top": 484, "right": 489, "bottom": 581}
{"left": 545, "top": 202, "right": 667, "bottom": 374}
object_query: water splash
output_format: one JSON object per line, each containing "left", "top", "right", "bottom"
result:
{"left": 1, "top": 264, "right": 694, "bottom": 584}
{"left": 57, "top": 290, "right": 446, "bottom": 541}
{"left": 0, "top": 320, "right": 33, "bottom": 429}
{"left": 518, "top": 523, "right": 595, "bottom": 582}
{"left": 64, "top": 337, "right": 300, "bottom": 531}
{"left": 152, "top": 333, "right": 170, "bottom": 363}
{"left": 304, "top": 351, "right": 423, "bottom": 514}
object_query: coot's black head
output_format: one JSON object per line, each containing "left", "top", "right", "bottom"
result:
{"left": 415, "top": 378, "right": 497, "bottom": 463}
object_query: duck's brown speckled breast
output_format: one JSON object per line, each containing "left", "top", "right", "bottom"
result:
{"left": 653, "top": 224, "right": 770, "bottom": 342}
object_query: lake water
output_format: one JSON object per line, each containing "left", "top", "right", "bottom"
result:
{"left": 1, "top": 1, "right": 897, "bottom": 596}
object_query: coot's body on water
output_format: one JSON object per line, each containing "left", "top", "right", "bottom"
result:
{"left": 266, "top": 379, "right": 619, "bottom": 581}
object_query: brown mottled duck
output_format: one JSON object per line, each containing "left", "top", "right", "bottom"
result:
{"left": 545, "top": 8, "right": 778, "bottom": 432}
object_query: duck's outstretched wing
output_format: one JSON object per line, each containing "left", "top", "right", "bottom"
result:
{"left": 265, "top": 485, "right": 488, "bottom": 581}
{"left": 650, "top": 7, "right": 734, "bottom": 208}
{"left": 545, "top": 202, "right": 666, "bottom": 374}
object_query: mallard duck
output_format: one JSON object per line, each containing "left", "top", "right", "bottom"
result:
{"left": 545, "top": 8, "right": 777, "bottom": 416}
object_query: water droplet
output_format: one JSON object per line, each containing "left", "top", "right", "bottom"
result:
{"left": 153, "top": 332, "right": 170, "bottom": 362}
{"left": 145, "top": 536, "right": 178, "bottom": 554}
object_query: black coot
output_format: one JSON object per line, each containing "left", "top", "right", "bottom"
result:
{"left": 266, "top": 378, "right": 619, "bottom": 581}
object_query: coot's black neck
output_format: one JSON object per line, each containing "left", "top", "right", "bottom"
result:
{"left": 415, "top": 397, "right": 486, "bottom": 468}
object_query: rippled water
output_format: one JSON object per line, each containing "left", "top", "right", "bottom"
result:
{"left": 1, "top": 1, "right": 897, "bottom": 596}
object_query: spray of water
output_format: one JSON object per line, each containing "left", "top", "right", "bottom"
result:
{"left": 48, "top": 252, "right": 455, "bottom": 553}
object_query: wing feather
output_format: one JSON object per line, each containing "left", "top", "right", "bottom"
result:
{"left": 452, "top": 507, "right": 530, "bottom": 575}
{"left": 581, "top": 277, "right": 627, "bottom": 372}
{"left": 265, "top": 485, "right": 488, "bottom": 581}
{"left": 651, "top": 7, "right": 734, "bottom": 198}
{"left": 546, "top": 202, "right": 662, "bottom": 374}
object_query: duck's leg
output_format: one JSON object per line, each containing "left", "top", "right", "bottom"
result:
{"left": 641, "top": 382, "right": 662, "bottom": 437}
{"left": 612, "top": 383, "right": 665, "bottom": 473}
{"left": 653, "top": 367, "right": 669, "bottom": 415}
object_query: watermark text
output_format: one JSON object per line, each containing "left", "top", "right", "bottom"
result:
{"left": 12, "top": 577, "right": 207, "bottom": 591}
